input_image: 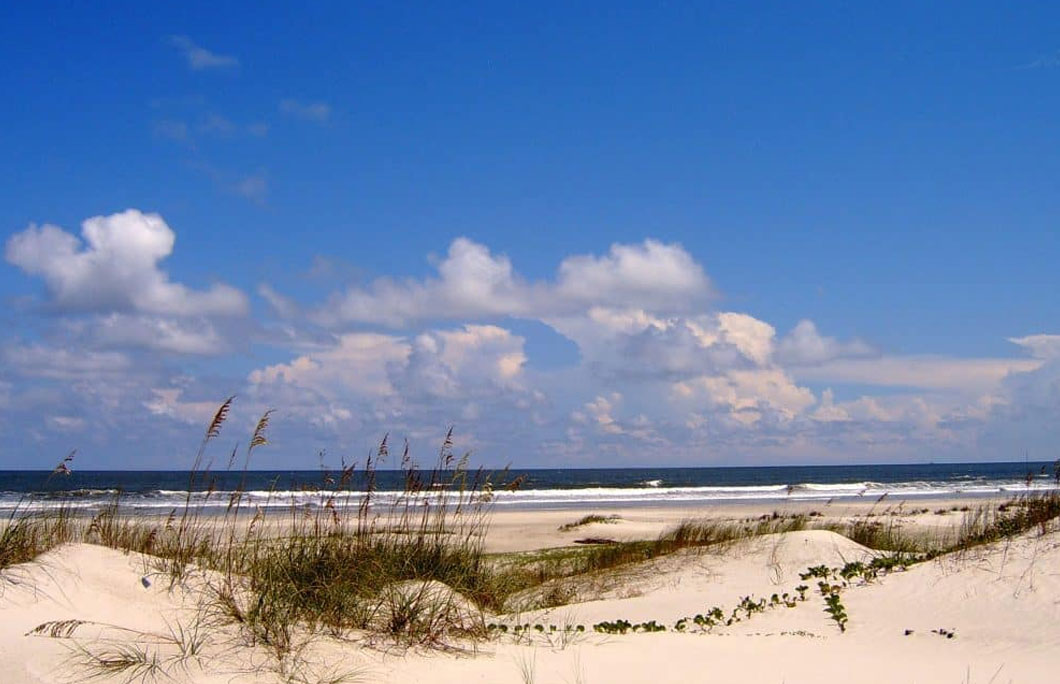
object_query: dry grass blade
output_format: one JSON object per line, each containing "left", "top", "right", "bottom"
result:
{"left": 250, "top": 410, "right": 274, "bottom": 451}
{"left": 70, "top": 641, "right": 166, "bottom": 684}
{"left": 514, "top": 650, "right": 537, "bottom": 684}
{"left": 51, "top": 449, "right": 76, "bottom": 477}
{"left": 205, "top": 396, "right": 235, "bottom": 442}
{"left": 1, "top": 505, "right": 77, "bottom": 572}
{"left": 27, "top": 619, "right": 88, "bottom": 639}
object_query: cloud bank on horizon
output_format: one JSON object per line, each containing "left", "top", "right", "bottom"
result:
{"left": 2, "top": 209, "right": 1055, "bottom": 469}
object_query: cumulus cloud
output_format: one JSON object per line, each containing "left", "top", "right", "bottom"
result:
{"left": 1008, "top": 334, "right": 1060, "bottom": 360}
{"left": 248, "top": 325, "right": 528, "bottom": 402}
{"left": 554, "top": 240, "right": 711, "bottom": 310}
{"left": 570, "top": 393, "right": 662, "bottom": 445}
{"left": 573, "top": 393, "right": 625, "bottom": 435}
{"left": 776, "top": 320, "right": 876, "bottom": 366}
{"left": 6, "top": 209, "right": 248, "bottom": 316}
{"left": 715, "top": 313, "right": 775, "bottom": 366}
{"left": 8, "top": 223, "right": 1053, "bottom": 467}
{"left": 317, "top": 239, "right": 530, "bottom": 326}
{"left": 85, "top": 314, "right": 226, "bottom": 355}
{"left": 239, "top": 324, "right": 539, "bottom": 444}
{"left": 673, "top": 368, "right": 815, "bottom": 426}
{"left": 169, "top": 36, "right": 239, "bottom": 70}
{"left": 544, "top": 308, "right": 778, "bottom": 382}
{"left": 144, "top": 387, "right": 238, "bottom": 425}
{"left": 403, "top": 325, "right": 527, "bottom": 398}
{"left": 250, "top": 333, "right": 410, "bottom": 399}
{"left": 984, "top": 335, "right": 1060, "bottom": 438}
{"left": 318, "top": 238, "right": 712, "bottom": 327}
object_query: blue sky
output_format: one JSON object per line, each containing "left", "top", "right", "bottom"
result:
{"left": 1, "top": 2, "right": 1058, "bottom": 469}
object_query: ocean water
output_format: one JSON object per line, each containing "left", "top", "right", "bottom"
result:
{"left": 1, "top": 462, "right": 1057, "bottom": 515}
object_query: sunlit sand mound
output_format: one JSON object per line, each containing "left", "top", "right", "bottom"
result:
{"left": 513, "top": 529, "right": 874, "bottom": 624}
{"left": 844, "top": 529, "right": 1060, "bottom": 645}
{"left": 2, "top": 528, "right": 1058, "bottom": 683}
{"left": 0, "top": 543, "right": 374, "bottom": 684}
{"left": 384, "top": 529, "right": 1060, "bottom": 684}
{"left": 0, "top": 544, "right": 194, "bottom": 683}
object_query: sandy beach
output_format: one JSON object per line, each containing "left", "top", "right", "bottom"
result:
{"left": 2, "top": 496, "right": 1057, "bottom": 684}
{"left": 481, "top": 496, "right": 1004, "bottom": 552}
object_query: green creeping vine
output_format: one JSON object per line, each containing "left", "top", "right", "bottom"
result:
{"left": 593, "top": 619, "right": 666, "bottom": 635}
{"left": 487, "top": 554, "right": 919, "bottom": 640}
{"left": 818, "top": 582, "right": 848, "bottom": 632}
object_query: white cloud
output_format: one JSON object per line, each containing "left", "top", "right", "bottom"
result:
{"left": 554, "top": 239, "right": 711, "bottom": 310}
{"left": 715, "top": 313, "right": 775, "bottom": 366}
{"left": 248, "top": 324, "right": 528, "bottom": 404}
{"left": 87, "top": 314, "right": 226, "bottom": 355}
{"left": 8, "top": 226, "right": 1056, "bottom": 467}
{"left": 318, "top": 238, "right": 712, "bottom": 327}
{"left": 776, "top": 319, "right": 876, "bottom": 366}
{"left": 318, "top": 238, "right": 528, "bottom": 326}
{"left": 279, "top": 99, "right": 332, "bottom": 122}
{"left": 404, "top": 325, "right": 527, "bottom": 398}
{"left": 989, "top": 341, "right": 1060, "bottom": 426}
{"left": 238, "top": 324, "right": 539, "bottom": 446}
{"left": 250, "top": 332, "right": 409, "bottom": 399}
{"left": 169, "top": 36, "right": 239, "bottom": 70}
{"left": 545, "top": 308, "right": 778, "bottom": 381}
{"left": 144, "top": 387, "right": 230, "bottom": 425}
{"left": 571, "top": 392, "right": 662, "bottom": 443}
{"left": 258, "top": 283, "right": 300, "bottom": 319}
{"left": 3, "top": 344, "right": 132, "bottom": 380}
{"left": 47, "top": 415, "right": 87, "bottom": 432}
{"left": 791, "top": 356, "right": 1042, "bottom": 392}
{"left": 6, "top": 209, "right": 248, "bottom": 316}
{"left": 1008, "top": 334, "right": 1060, "bottom": 360}
{"left": 573, "top": 393, "right": 624, "bottom": 434}
{"left": 673, "top": 368, "right": 816, "bottom": 425}
{"left": 811, "top": 388, "right": 850, "bottom": 422}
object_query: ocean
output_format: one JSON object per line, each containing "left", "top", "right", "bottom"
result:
{"left": 1, "top": 461, "right": 1057, "bottom": 515}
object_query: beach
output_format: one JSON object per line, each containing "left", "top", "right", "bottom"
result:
{"left": 480, "top": 496, "right": 1004, "bottom": 552}
{"left": 2, "top": 493, "right": 1057, "bottom": 684}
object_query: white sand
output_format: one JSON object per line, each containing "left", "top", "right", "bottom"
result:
{"left": 2, "top": 506, "right": 1057, "bottom": 683}
{"left": 482, "top": 496, "right": 995, "bottom": 552}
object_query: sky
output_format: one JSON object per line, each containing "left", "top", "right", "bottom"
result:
{"left": 1, "top": 1, "right": 1058, "bottom": 469}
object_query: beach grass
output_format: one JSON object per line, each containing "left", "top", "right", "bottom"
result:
{"left": 0, "top": 505, "right": 76, "bottom": 573}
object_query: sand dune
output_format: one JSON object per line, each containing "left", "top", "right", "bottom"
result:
{"left": 2, "top": 523, "right": 1057, "bottom": 683}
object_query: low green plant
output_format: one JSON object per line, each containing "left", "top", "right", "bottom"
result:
{"left": 821, "top": 585, "right": 848, "bottom": 633}
{"left": 558, "top": 514, "right": 620, "bottom": 532}
{"left": 799, "top": 565, "right": 832, "bottom": 580}
{"left": 590, "top": 619, "right": 666, "bottom": 634}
